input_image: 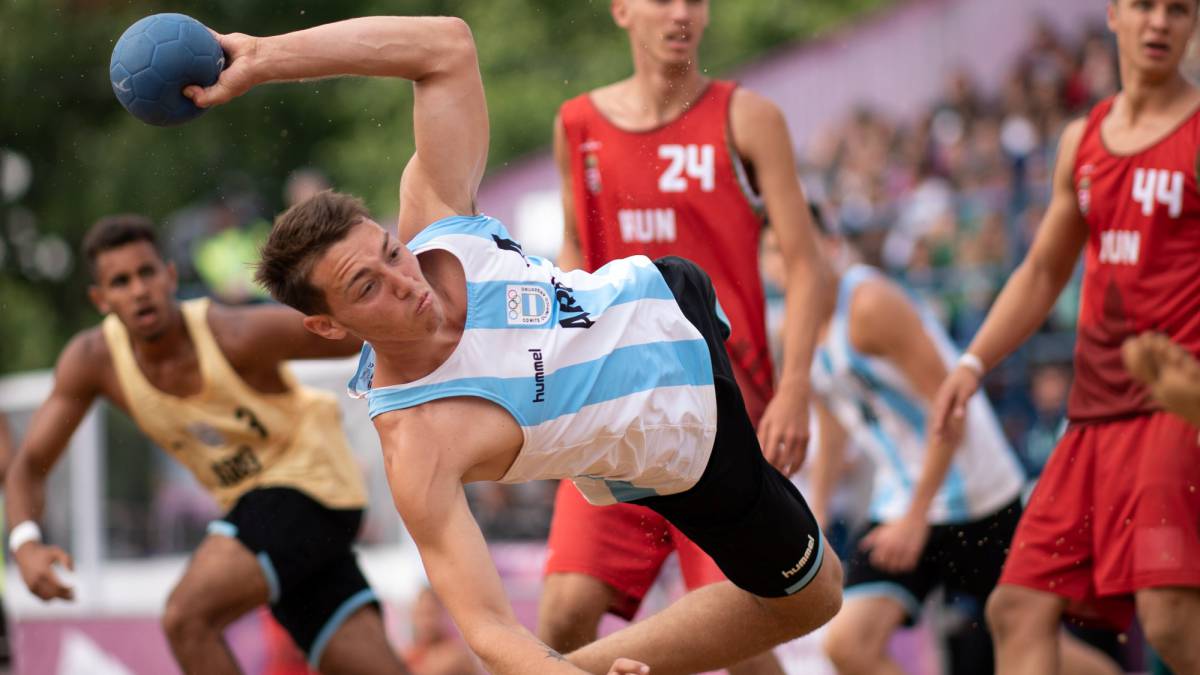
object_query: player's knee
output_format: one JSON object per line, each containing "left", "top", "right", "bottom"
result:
{"left": 162, "top": 595, "right": 205, "bottom": 646}
{"left": 986, "top": 586, "right": 1050, "bottom": 641}
{"left": 772, "top": 554, "right": 843, "bottom": 639}
{"left": 823, "top": 621, "right": 877, "bottom": 675}
{"left": 536, "top": 575, "right": 611, "bottom": 649}
{"left": 1137, "top": 590, "right": 1197, "bottom": 661}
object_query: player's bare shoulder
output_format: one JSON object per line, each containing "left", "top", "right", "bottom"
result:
{"left": 728, "top": 87, "right": 789, "bottom": 156}
{"left": 373, "top": 396, "right": 523, "bottom": 482}
{"left": 845, "top": 276, "right": 912, "bottom": 354}
{"left": 56, "top": 327, "right": 119, "bottom": 404}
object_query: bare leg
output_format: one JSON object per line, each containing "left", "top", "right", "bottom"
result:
{"left": 567, "top": 551, "right": 843, "bottom": 675}
{"left": 822, "top": 596, "right": 907, "bottom": 675}
{"left": 1059, "top": 632, "right": 1121, "bottom": 675}
{"left": 1136, "top": 587, "right": 1200, "bottom": 675}
{"left": 986, "top": 584, "right": 1066, "bottom": 675}
{"left": 538, "top": 573, "right": 619, "bottom": 652}
{"left": 163, "top": 535, "right": 270, "bottom": 675}
{"left": 317, "top": 604, "right": 412, "bottom": 675}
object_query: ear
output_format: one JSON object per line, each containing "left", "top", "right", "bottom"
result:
{"left": 1106, "top": 1, "right": 1118, "bottom": 33}
{"left": 88, "top": 284, "right": 110, "bottom": 315}
{"left": 302, "top": 314, "right": 349, "bottom": 341}
{"left": 611, "top": 0, "right": 631, "bottom": 29}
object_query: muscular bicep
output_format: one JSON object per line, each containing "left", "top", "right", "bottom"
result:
{"left": 850, "top": 281, "right": 947, "bottom": 402}
{"left": 382, "top": 421, "right": 518, "bottom": 636}
{"left": 403, "top": 19, "right": 489, "bottom": 228}
{"left": 1024, "top": 118, "right": 1090, "bottom": 285}
{"left": 732, "top": 90, "right": 824, "bottom": 276}
{"left": 16, "top": 338, "right": 101, "bottom": 477}
{"left": 553, "top": 113, "right": 585, "bottom": 272}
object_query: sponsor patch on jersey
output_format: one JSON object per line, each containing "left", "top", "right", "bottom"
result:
{"left": 506, "top": 285, "right": 553, "bottom": 326}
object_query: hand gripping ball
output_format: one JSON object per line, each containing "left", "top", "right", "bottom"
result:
{"left": 110, "top": 13, "right": 226, "bottom": 126}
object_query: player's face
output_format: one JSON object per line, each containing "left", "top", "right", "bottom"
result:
{"left": 614, "top": 0, "right": 709, "bottom": 67}
{"left": 307, "top": 220, "right": 443, "bottom": 345}
{"left": 88, "top": 241, "right": 179, "bottom": 341}
{"left": 1108, "top": 0, "right": 1197, "bottom": 76}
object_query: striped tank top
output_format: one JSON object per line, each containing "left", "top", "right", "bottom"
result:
{"left": 811, "top": 265, "right": 1025, "bottom": 524}
{"left": 349, "top": 215, "right": 718, "bottom": 505}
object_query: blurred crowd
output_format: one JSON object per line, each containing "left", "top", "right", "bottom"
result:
{"left": 792, "top": 19, "right": 1121, "bottom": 478}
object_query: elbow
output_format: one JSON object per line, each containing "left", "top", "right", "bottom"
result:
{"left": 433, "top": 17, "right": 478, "bottom": 70}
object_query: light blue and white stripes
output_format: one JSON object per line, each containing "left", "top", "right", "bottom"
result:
{"left": 811, "top": 265, "right": 1025, "bottom": 525}
{"left": 350, "top": 215, "right": 718, "bottom": 506}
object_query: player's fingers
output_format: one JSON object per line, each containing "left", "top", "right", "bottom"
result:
{"left": 52, "top": 548, "right": 74, "bottom": 571}
{"left": 608, "top": 658, "right": 650, "bottom": 675}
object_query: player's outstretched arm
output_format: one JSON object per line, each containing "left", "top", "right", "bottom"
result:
{"left": 6, "top": 333, "right": 105, "bottom": 602}
{"left": 376, "top": 408, "right": 630, "bottom": 675}
{"left": 731, "top": 89, "right": 833, "bottom": 476}
{"left": 808, "top": 400, "right": 849, "bottom": 529}
{"left": 850, "top": 280, "right": 957, "bottom": 573}
{"left": 186, "top": 16, "right": 487, "bottom": 235}
{"left": 931, "top": 118, "right": 1090, "bottom": 439}
{"left": 552, "top": 112, "right": 587, "bottom": 272}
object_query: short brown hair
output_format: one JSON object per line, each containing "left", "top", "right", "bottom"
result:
{"left": 256, "top": 190, "right": 371, "bottom": 315}
{"left": 82, "top": 214, "right": 161, "bottom": 278}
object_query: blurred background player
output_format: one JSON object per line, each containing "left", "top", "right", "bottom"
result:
{"left": 403, "top": 587, "right": 481, "bottom": 675}
{"left": 5, "top": 216, "right": 410, "bottom": 675}
{"left": 806, "top": 212, "right": 1118, "bottom": 675}
{"left": 1124, "top": 332, "right": 1200, "bottom": 428}
{"left": 932, "top": 1, "right": 1200, "bottom": 673}
{"left": 540, "top": 2, "right": 830, "bottom": 670}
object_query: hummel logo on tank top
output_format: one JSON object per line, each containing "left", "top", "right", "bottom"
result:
{"left": 349, "top": 215, "right": 718, "bottom": 506}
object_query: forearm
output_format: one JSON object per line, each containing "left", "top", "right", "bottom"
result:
{"left": 964, "top": 259, "right": 1072, "bottom": 369}
{"left": 248, "top": 16, "right": 474, "bottom": 86}
{"left": 468, "top": 622, "right": 590, "bottom": 675}
{"left": 904, "top": 438, "right": 956, "bottom": 521}
{"left": 778, "top": 260, "right": 831, "bottom": 390}
{"left": 5, "top": 457, "right": 48, "bottom": 527}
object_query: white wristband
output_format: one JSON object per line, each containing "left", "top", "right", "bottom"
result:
{"left": 958, "top": 353, "right": 986, "bottom": 378}
{"left": 9, "top": 521, "right": 42, "bottom": 554}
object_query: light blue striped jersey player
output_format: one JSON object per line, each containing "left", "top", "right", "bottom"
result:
{"left": 811, "top": 265, "right": 1025, "bottom": 524}
{"left": 349, "top": 215, "right": 718, "bottom": 505}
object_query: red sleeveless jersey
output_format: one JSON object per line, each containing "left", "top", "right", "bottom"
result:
{"left": 1069, "top": 96, "right": 1200, "bottom": 422}
{"left": 559, "top": 81, "right": 773, "bottom": 420}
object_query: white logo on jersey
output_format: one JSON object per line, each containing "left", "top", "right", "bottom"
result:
{"left": 1132, "top": 168, "right": 1183, "bottom": 218}
{"left": 618, "top": 208, "right": 677, "bottom": 243}
{"left": 506, "top": 285, "right": 552, "bottom": 326}
{"left": 658, "top": 144, "right": 715, "bottom": 192}
{"left": 1099, "top": 229, "right": 1141, "bottom": 265}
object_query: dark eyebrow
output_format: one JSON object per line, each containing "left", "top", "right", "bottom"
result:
{"left": 344, "top": 230, "right": 391, "bottom": 295}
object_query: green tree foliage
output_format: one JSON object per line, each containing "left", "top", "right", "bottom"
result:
{"left": 0, "top": 0, "right": 886, "bottom": 374}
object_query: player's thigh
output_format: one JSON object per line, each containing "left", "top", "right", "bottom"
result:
{"left": 823, "top": 595, "right": 907, "bottom": 659}
{"left": 539, "top": 572, "right": 620, "bottom": 624}
{"left": 168, "top": 534, "right": 270, "bottom": 626}
{"left": 316, "top": 604, "right": 406, "bottom": 675}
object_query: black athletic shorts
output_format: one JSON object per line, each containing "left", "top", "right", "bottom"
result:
{"left": 631, "top": 256, "right": 826, "bottom": 598}
{"left": 844, "top": 498, "right": 1022, "bottom": 625}
{"left": 208, "top": 487, "right": 378, "bottom": 666}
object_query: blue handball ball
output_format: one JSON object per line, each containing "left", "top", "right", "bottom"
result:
{"left": 109, "top": 13, "right": 226, "bottom": 127}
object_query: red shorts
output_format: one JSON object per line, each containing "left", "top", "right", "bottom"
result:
{"left": 999, "top": 411, "right": 1200, "bottom": 629}
{"left": 544, "top": 481, "right": 726, "bottom": 620}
